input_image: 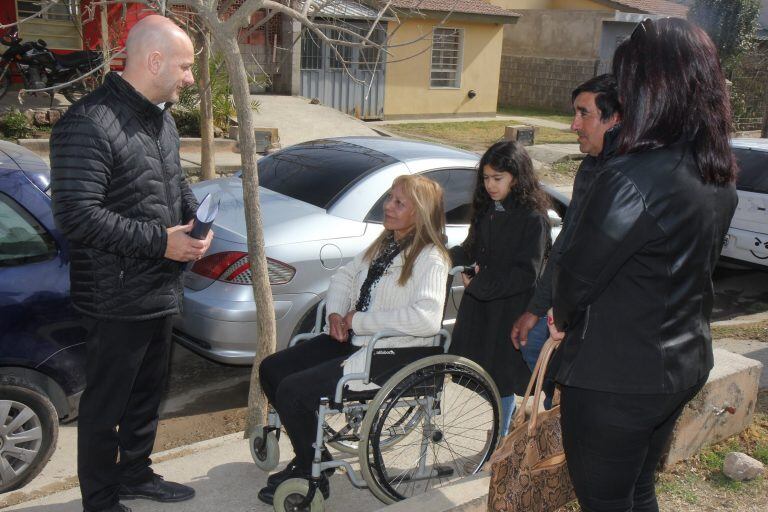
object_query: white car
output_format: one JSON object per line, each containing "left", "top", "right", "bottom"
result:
{"left": 722, "top": 139, "right": 768, "bottom": 269}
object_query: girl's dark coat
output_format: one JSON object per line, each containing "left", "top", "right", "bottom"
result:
{"left": 449, "top": 196, "right": 549, "bottom": 396}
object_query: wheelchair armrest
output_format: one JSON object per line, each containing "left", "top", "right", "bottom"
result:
{"left": 332, "top": 328, "right": 452, "bottom": 404}
{"left": 288, "top": 332, "right": 316, "bottom": 348}
{"left": 288, "top": 299, "right": 328, "bottom": 348}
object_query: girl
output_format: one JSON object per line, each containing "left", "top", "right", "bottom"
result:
{"left": 450, "top": 140, "right": 550, "bottom": 435}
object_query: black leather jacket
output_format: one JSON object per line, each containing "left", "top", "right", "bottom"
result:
{"left": 50, "top": 73, "right": 198, "bottom": 320}
{"left": 552, "top": 142, "right": 737, "bottom": 394}
{"left": 527, "top": 126, "right": 619, "bottom": 316}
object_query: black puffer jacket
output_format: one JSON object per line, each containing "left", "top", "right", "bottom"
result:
{"left": 50, "top": 72, "right": 198, "bottom": 320}
{"left": 552, "top": 142, "right": 737, "bottom": 394}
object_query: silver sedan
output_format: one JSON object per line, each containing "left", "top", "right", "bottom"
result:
{"left": 172, "top": 137, "right": 568, "bottom": 364}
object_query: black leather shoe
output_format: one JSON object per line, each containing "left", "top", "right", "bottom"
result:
{"left": 257, "top": 473, "right": 330, "bottom": 506}
{"left": 84, "top": 503, "right": 132, "bottom": 512}
{"left": 118, "top": 475, "right": 195, "bottom": 503}
{"left": 267, "top": 450, "right": 335, "bottom": 487}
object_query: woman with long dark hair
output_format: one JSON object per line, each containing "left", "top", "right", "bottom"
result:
{"left": 450, "top": 140, "right": 550, "bottom": 435}
{"left": 549, "top": 18, "right": 738, "bottom": 511}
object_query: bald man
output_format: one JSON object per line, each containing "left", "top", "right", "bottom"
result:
{"left": 50, "top": 15, "right": 209, "bottom": 512}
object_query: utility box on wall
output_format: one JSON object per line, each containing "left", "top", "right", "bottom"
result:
{"left": 504, "top": 125, "right": 534, "bottom": 146}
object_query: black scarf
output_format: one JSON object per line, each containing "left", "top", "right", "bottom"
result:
{"left": 355, "top": 234, "right": 409, "bottom": 312}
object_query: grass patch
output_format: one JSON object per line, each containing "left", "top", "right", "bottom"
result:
{"left": 550, "top": 160, "right": 581, "bottom": 179}
{"left": 498, "top": 106, "right": 573, "bottom": 125}
{"left": 657, "top": 472, "right": 700, "bottom": 504}
{"left": 385, "top": 120, "right": 576, "bottom": 153}
{"left": 711, "top": 320, "right": 768, "bottom": 342}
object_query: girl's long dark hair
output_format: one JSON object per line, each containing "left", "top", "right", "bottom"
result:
{"left": 464, "top": 140, "right": 550, "bottom": 255}
{"left": 612, "top": 18, "right": 736, "bottom": 185}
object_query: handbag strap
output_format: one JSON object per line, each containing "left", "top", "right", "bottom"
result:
{"left": 528, "top": 337, "right": 559, "bottom": 434}
{"left": 513, "top": 337, "right": 560, "bottom": 435}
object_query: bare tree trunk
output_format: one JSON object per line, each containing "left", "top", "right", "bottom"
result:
{"left": 99, "top": 5, "right": 110, "bottom": 84}
{"left": 208, "top": 26, "right": 275, "bottom": 436}
{"left": 197, "top": 29, "right": 216, "bottom": 180}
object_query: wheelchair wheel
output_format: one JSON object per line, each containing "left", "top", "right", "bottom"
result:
{"left": 273, "top": 478, "right": 325, "bottom": 512}
{"left": 249, "top": 425, "right": 279, "bottom": 471}
{"left": 358, "top": 355, "right": 500, "bottom": 504}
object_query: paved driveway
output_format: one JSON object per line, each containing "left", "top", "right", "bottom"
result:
{"left": 250, "top": 94, "right": 380, "bottom": 147}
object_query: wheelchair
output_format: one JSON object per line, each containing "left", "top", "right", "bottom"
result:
{"left": 249, "top": 269, "right": 502, "bottom": 511}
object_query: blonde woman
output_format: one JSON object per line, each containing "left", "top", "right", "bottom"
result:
{"left": 257, "top": 175, "right": 450, "bottom": 504}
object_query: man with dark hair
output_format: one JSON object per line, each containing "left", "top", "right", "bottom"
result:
{"left": 511, "top": 74, "right": 620, "bottom": 364}
{"left": 50, "top": 15, "right": 212, "bottom": 512}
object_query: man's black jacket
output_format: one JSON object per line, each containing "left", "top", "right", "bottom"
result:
{"left": 552, "top": 143, "right": 737, "bottom": 394}
{"left": 527, "top": 127, "right": 619, "bottom": 316}
{"left": 50, "top": 72, "right": 198, "bottom": 320}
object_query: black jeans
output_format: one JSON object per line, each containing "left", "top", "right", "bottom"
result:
{"left": 78, "top": 316, "right": 173, "bottom": 511}
{"left": 259, "top": 334, "right": 356, "bottom": 472}
{"left": 560, "top": 378, "right": 706, "bottom": 512}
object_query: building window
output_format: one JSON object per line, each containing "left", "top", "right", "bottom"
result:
{"left": 328, "top": 29, "right": 353, "bottom": 70}
{"left": 301, "top": 28, "right": 322, "bottom": 70}
{"left": 15, "top": 0, "right": 82, "bottom": 50}
{"left": 358, "top": 24, "right": 386, "bottom": 72}
{"left": 430, "top": 27, "right": 462, "bottom": 88}
{"left": 16, "top": 0, "right": 78, "bottom": 22}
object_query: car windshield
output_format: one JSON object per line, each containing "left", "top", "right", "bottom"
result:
{"left": 256, "top": 140, "right": 398, "bottom": 209}
{"left": 734, "top": 148, "right": 768, "bottom": 194}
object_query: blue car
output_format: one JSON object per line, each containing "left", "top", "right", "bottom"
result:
{"left": 0, "top": 140, "right": 86, "bottom": 493}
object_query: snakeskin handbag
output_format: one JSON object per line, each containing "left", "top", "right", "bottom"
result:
{"left": 486, "top": 337, "right": 576, "bottom": 511}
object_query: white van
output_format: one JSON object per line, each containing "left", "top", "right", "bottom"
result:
{"left": 722, "top": 139, "right": 768, "bottom": 269}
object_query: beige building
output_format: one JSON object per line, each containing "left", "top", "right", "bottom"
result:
{"left": 489, "top": 0, "right": 689, "bottom": 111}
{"left": 381, "top": 1, "right": 518, "bottom": 119}
{"left": 279, "top": 0, "right": 519, "bottom": 120}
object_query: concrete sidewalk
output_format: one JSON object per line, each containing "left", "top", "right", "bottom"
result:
{"left": 7, "top": 328, "right": 766, "bottom": 511}
{"left": 5, "top": 433, "right": 386, "bottom": 512}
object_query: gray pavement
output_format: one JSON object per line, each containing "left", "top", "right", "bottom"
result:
{"left": 4, "top": 433, "right": 385, "bottom": 512}
{"left": 7, "top": 335, "right": 766, "bottom": 511}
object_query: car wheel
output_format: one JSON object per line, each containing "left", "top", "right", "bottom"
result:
{"left": 0, "top": 378, "right": 59, "bottom": 493}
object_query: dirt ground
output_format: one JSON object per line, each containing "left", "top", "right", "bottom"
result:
{"left": 154, "top": 407, "right": 247, "bottom": 452}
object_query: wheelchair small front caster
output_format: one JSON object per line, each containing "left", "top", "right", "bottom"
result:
{"left": 249, "top": 424, "right": 279, "bottom": 470}
{"left": 273, "top": 478, "right": 325, "bottom": 512}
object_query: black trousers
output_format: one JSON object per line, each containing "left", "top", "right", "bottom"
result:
{"left": 78, "top": 316, "right": 173, "bottom": 511}
{"left": 559, "top": 378, "right": 706, "bottom": 512}
{"left": 259, "top": 334, "right": 356, "bottom": 472}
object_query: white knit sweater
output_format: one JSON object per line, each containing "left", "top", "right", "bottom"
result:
{"left": 324, "top": 243, "right": 449, "bottom": 389}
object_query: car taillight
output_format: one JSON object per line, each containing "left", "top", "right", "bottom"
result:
{"left": 190, "top": 251, "right": 295, "bottom": 285}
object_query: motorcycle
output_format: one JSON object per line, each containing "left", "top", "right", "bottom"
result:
{"left": 0, "top": 30, "right": 102, "bottom": 104}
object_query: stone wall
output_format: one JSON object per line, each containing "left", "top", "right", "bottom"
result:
{"left": 498, "top": 55, "right": 598, "bottom": 113}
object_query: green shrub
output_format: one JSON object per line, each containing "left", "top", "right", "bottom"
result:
{"left": 171, "top": 108, "right": 201, "bottom": 137}
{"left": 0, "top": 109, "right": 33, "bottom": 140}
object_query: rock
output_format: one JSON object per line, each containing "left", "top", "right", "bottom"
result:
{"left": 213, "top": 125, "right": 223, "bottom": 138}
{"left": 47, "top": 109, "right": 62, "bottom": 125}
{"left": 33, "top": 110, "right": 48, "bottom": 126}
{"left": 723, "top": 452, "right": 764, "bottom": 481}
{"left": 310, "top": 97, "right": 320, "bottom": 105}
{"left": 23, "top": 109, "right": 35, "bottom": 124}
